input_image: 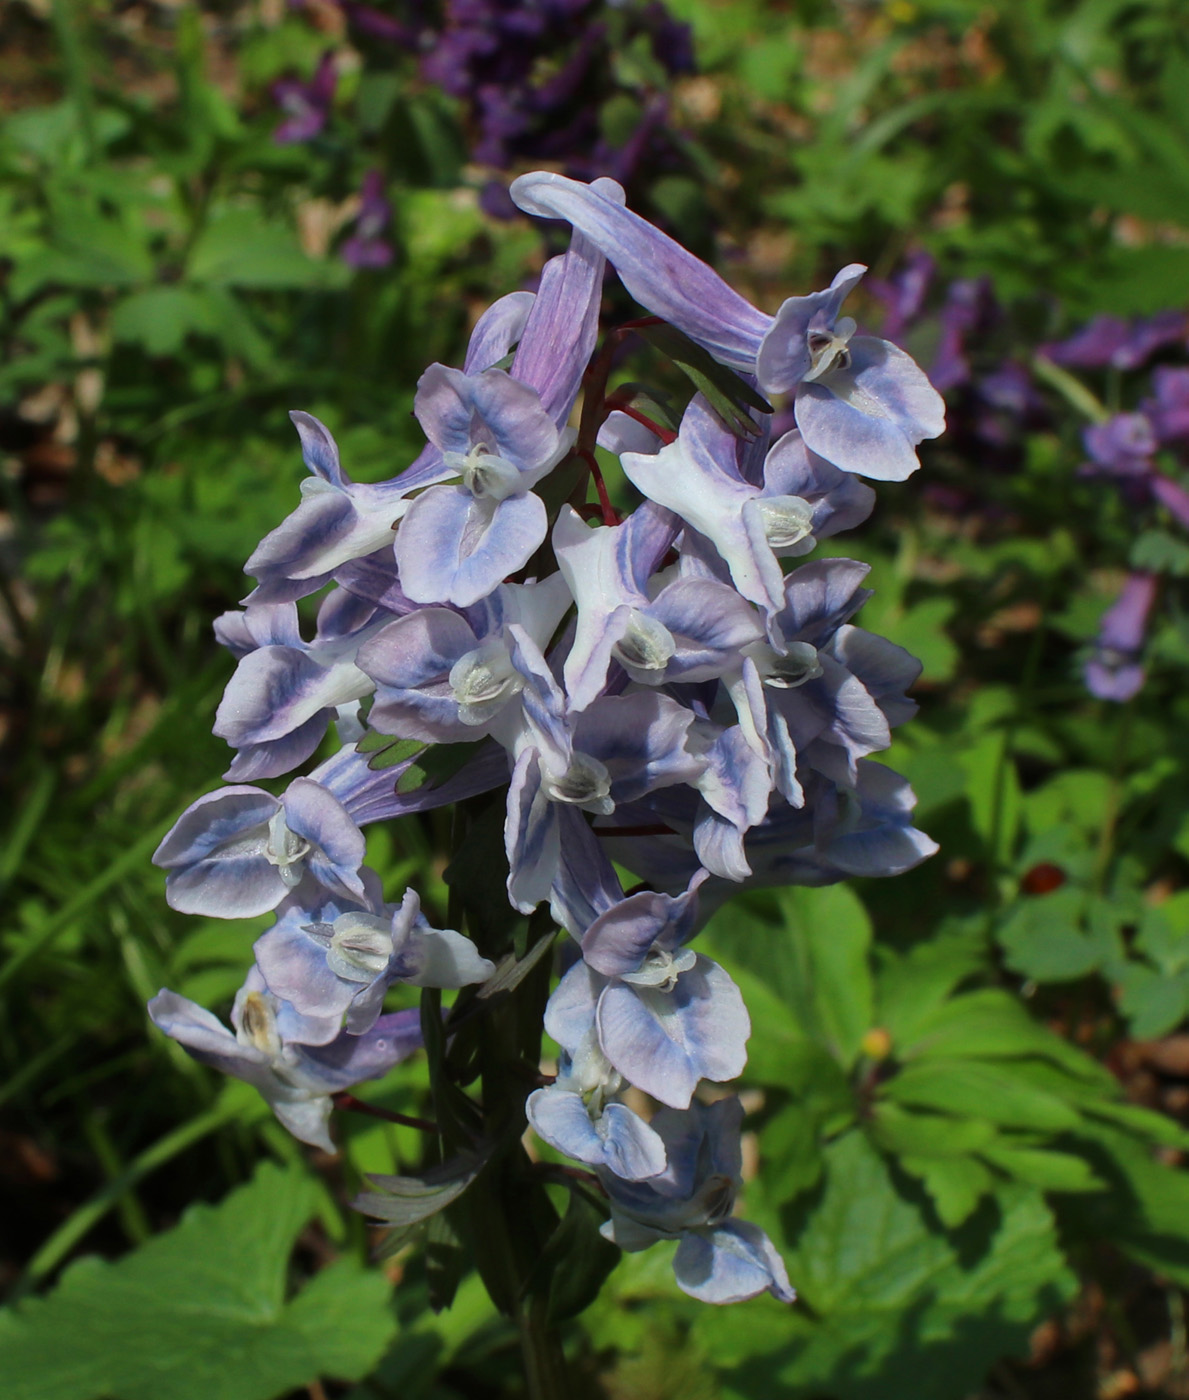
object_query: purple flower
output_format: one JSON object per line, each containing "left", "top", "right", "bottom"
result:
{"left": 598, "top": 1097, "right": 795, "bottom": 1305}
{"left": 255, "top": 879, "right": 493, "bottom": 1035}
{"left": 1084, "top": 573, "right": 1157, "bottom": 703}
{"left": 149, "top": 971, "right": 422, "bottom": 1151}
{"left": 1145, "top": 366, "right": 1189, "bottom": 445}
{"left": 153, "top": 777, "right": 366, "bottom": 919}
{"left": 866, "top": 250, "right": 935, "bottom": 342}
{"left": 511, "top": 172, "right": 944, "bottom": 480}
{"left": 272, "top": 52, "right": 337, "bottom": 145}
{"left": 341, "top": 170, "right": 395, "bottom": 269}
{"left": 1045, "top": 310, "right": 1187, "bottom": 371}
{"left": 1082, "top": 412, "right": 1157, "bottom": 477}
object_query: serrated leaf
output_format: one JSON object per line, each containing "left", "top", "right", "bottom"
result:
{"left": 996, "top": 887, "right": 1111, "bottom": 982}
{"left": 874, "top": 929, "right": 987, "bottom": 1047}
{"left": 898, "top": 1153, "right": 994, "bottom": 1228}
{"left": 1060, "top": 1124, "right": 1189, "bottom": 1286}
{"left": 760, "top": 1100, "right": 827, "bottom": 1198}
{"left": 702, "top": 884, "right": 873, "bottom": 1071}
{"left": 110, "top": 287, "right": 219, "bottom": 356}
{"left": 1114, "top": 963, "right": 1189, "bottom": 1039}
{"left": 868, "top": 1103, "right": 998, "bottom": 1159}
{"left": 979, "top": 1143, "right": 1102, "bottom": 1193}
{"left": 899, "top": 989, "right": 1105, "bottom": 1080}
{"left": 187, "top": 207, "right": 346, "bottom": 289}
{"left": 882, "top": 1060, "right": 1082, "bottom": 1132}
{"left": 635, "top": 320, "right": 772, "bottom": 438}
{"left": 1131, "top": 528, "right": 1189, "bottom": 577}
{"left": 705, "top": 1132, "right": 1075, "bottom": 1400}
{"left": 0, "top": 1163, "right": 394, "bottom": 1400}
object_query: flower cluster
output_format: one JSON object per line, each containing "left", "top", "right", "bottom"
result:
{"left": 279, "top": 0, "right": 693, "bottom": 228}
{"left": 150, "top": 172, "right": 942, "bottom": 1304}
{"left": 870, "top": 254, "right": 1189, "bottom": 703}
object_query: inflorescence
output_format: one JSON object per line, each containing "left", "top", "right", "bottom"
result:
{"left": 149, "top": 171, "right": 943, "bottom": 1306}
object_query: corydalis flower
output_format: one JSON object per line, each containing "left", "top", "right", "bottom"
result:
{"left": 1084, "top": 573, "right": 1157, "bottom": 703}
{"left": 153, "top": 778, "right": 365, "bottom": 918}
{"left": 510, "top": 171, "right": 945, "bottom": 480}
{"left": 599, "top": 1097, "right": 794, "bottom": 1305}
{"left": 272, "top": 52, "right": 336, "bottom": 145}
{"left": 149, "top": 971, "right": 421, "bottom": 1151}
{"left": 256, "top": 881, "right": 492, "bottom": 1034}
{"left": 341, "top": 170, "right": 395, "bottom": 269}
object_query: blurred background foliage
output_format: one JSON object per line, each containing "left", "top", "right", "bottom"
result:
{"left": 5, "top": 0, "right": 1189, "bottom": 1396}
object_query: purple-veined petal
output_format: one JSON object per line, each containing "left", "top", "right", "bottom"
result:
{"left": 396, "top": 484, "right": 548, "bottom": 608}
{"left": 527, "top": 1087, "right": 667, "bottom": 1181}
{"left": 282, "top": 777, "right": 366, "bottom": 899}
{"left": 510, "top": 171, "right": 770, "bottom": 372}
{"left": 505, "top": 747, "right": 560, "bottom": 913}
{"left": 673, "top": 1220, "right": 795, "bottom": 1304}
{"left": 795, "top": 337, "right": 944, "bottom": 481}
{"left": 756, "top": 263, "right": 866, "bottom": 395}
{"left": 511, "top": 182, "right": 622, "bottom": 423}
{"left": 596, "top": 956, "right": 750, "bottom": 1109}
{"left": 463, "top": 290, "right": 536, "bottom": 373}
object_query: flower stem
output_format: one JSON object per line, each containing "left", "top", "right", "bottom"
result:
{"left": 518, "top": 1294, "right": 570, "bottom": 1400}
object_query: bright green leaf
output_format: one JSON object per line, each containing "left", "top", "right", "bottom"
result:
{"left": 0, "top": 1163, "right": 395, "bottom": 1400}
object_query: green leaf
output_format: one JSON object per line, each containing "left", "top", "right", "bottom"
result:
{"left": 394, "top": 741, "right": 479, "bottom": 794}
{"left": 874, "top": 929, "right": 987, "bottom": 1048}
{"left": 535, "top": 1189, "right": 621, "bottom": 1325}
{"left": 760, "top": 1100, "right": 827, "bottom": 1199}
{"left": 634, "top": 320, "right": 772, "bottom": 439}
{"left": 898, "top": 1153, "right": 994, "bottom": 1228}
{"left": 702, "top": 884, "right": 873, "bottom": 1070}
{"left": 1131, "top": 528, "right": 1189, "bottom": 577}
{"left": 705, "top": 1132, "right": 1075, "bottom": 1400}
{"left": 424, "top": 1210, "right": 467, "bottom": 1314}
{"left": 0, "top": 1163, "right": 395, "bottom": 1400}
{"left": 959, "top": 731, "right": 1022, "bottom": 866}
{"left": 187, "top": 207, "right": 346, "bottom": 289}
{"left": 898, "top": 988, "right": 1105, "bottom": 1080}
{"left": 1114, "top": 962, "right": 1189, "bottom": 1039}
{"left": 868, "top": 1103, "right": 998, "bottom": 1159}
{"left": 110, "top": 287, "right": 219, "bottom": 356}
{"left": 363, "top": 736, "right": 426, "bottom": 773}
{"left": 995, "top": 887, "right": 1111, "bottom": 982}
{"left": 1060, "top": 1124, "right": 1189, "bottom": 1286}
{"left": 978, "top": 1143, "right": 1102, "bottom": 1194}
{"left": 881, "top": 1060, "right": 1082, "bottom": 1132}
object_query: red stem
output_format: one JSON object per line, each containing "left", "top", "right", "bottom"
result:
{"left": 603, "top": 400, "right": 677, "bottom": 446}
{"left": 331, "top": 1092, "right": 438, "bottom": 1133}
{"left": 579, "top": 448, "right": 620, "bottom": 526}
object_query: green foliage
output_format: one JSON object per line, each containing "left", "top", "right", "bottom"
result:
{"left": 10, "top": 0, "right": 1189, "bottom": 1396}
{"left": 0, "top": 1164, "right": 395, "bottom": 1400}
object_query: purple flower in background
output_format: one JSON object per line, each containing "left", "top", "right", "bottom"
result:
{"left": 1084, "top": 573, "right": 1158, "bottom": 702}
{"left": 866, "top": 249, "right": 935, "bottom": 342}
{"left": 273, "top": 51, "right": 337, "bottom": 145}
{"left": 1082, "top": 413, "right": 1157, "bottom": 479}
{"left": 1145, "top": 367, "right": 1189, "bottom": 445}
{"left": 341, "top": 170, "right": 395, "bottom": 269}
{"left": 1044, "top": 310, "right": 1187, "bottom": 372}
